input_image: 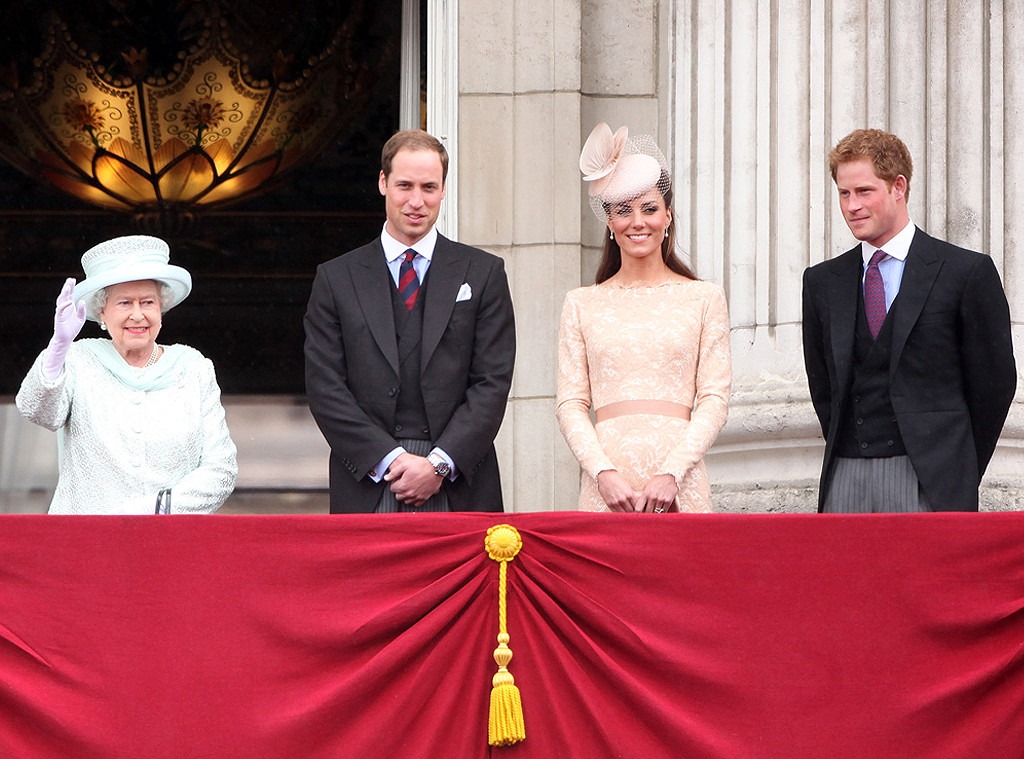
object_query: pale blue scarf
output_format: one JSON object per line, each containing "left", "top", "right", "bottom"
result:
{"left": 79, "top": 338, "right": 193, "bottom": 392}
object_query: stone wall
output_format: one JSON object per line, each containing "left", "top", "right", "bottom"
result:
{"left": 459, "top": 0, "right": 1024, "bottom": 512}
{"left": 3, "top": 2, "right": 1022, "bottom": 513}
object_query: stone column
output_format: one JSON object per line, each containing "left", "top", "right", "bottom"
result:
{"left": 668, "top": 0, "right": 1023, "bottom": 510}
{"left": 458, "top": 0, "right": 584, "bottom": 511}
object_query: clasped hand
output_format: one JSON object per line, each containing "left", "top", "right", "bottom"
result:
{"left": 596, "top": 470, "right": 677, "bottom": 513}
{"left": 383, "top": 452, "right": 443, "bottom": 507}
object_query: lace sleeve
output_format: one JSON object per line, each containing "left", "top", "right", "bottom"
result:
{"left": 658, "top": 285, "right": 732, "bottom": 480}
{"left": 555, "top": 291, "right": 616, "bottom": 478}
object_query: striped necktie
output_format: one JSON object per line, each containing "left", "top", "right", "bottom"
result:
{"left": 398, "top": 249, "right": 419, "bottom": 310}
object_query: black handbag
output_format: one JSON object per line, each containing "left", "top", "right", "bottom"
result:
{"left": 155, "top": 489, "right": 172, "bottom": 514}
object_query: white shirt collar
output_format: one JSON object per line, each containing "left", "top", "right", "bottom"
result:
{"left": 861, "top": 219, "right": 916, "bottom": 264}
{"left": 381, "top": 223, "right": 438, "bottom": 263}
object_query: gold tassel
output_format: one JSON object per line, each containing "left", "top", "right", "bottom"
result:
{"left": 485, "top": 524, "right": 526, "bottom": 747}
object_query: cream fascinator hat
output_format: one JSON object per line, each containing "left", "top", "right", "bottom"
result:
{"left": 73, "top": 235, "right": 193, "bottom": 322}
{"left": 579, "top": 122, "right": 671, "bottom": 222}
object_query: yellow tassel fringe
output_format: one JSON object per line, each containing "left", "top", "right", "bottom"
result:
{"left": 485, "top": 524, "right": 526, "bottom": 747}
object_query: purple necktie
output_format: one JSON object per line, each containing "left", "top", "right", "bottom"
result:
{"left": 398, "top": 249, "right": 419, "bottom": 310}
{"left": 864, "top": 249, "right": 888, "bottom": 339}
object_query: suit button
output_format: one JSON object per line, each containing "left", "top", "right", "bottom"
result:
{"left": 421, "top": 427, "right": 430, "bottom": 435}
{"left": 887, "top": 440, "right": 895, "bottom": 446}
{"left": 853, "top": 395, "right": 860, "bottom": 403}
{"left": 856, "top": 418, "right": 863, "bottom": 425}
{"left": 394, "top": 424, "right": 403, "bottom": 433}
{"left": 860, "top": 442, "right": 868, "bottom": 449}
{"left": 388, "top": 387, "right": 398, "bottom": 397}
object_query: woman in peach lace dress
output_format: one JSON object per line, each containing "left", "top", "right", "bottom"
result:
{"left": 556, "top": 123, "right": 732, "bottom": 513}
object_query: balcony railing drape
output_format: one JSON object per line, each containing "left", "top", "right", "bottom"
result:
{"left": 1, "top": 512, "right": 1022, "bottom": 758}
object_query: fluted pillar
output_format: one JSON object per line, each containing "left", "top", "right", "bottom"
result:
{"left": 669, "top": 0, "right": 1023, "bottom": 510}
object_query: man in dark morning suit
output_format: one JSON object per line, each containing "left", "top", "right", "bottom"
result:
{"left": 802, "top": 129, "right": 1015, "bottom": 512}
{"left": 304, "top": 130, "right": 516, "bottom": 513}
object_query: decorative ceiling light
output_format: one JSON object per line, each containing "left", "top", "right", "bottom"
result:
{"left": 0, "top": 3, "right": 376, "bottom": 229}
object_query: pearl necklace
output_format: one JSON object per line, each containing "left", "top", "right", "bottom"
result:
{"left": 144, "top": 345, "right": 162, "bottom": 368}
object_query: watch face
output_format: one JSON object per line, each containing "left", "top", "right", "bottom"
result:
{"left": 427, "top": 454, "right": 450, "bottom": 477}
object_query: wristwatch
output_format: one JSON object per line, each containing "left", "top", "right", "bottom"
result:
{"left": 426, "top": 452, "right": 451, "bottom": 478}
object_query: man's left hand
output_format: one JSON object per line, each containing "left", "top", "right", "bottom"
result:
{"left": 384, "top": 453, "right": 444, "bottom": 507}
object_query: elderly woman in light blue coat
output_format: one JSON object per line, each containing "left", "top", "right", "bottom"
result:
{"left": 17, "top": 235, "right": 236, "bottom": 514}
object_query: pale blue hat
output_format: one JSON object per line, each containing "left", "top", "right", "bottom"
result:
{"left": 73, "top": 235, "right": 192, "bottom": 322}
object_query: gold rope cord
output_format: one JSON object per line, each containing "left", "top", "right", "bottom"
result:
{"left": 484, "top": 524, "right": 526, "bottom": 746}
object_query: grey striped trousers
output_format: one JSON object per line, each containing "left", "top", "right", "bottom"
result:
{"left": 823, "top": 455, "right": 933, "bottom": 513}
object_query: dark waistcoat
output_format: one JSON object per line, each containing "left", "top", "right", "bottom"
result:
{"left": 391, "top": 275, "right": 432, "bottom": 441}
{"left": 835, "top": 292, "right": 907, "bottom": 458}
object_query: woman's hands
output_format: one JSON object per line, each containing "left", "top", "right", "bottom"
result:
{"left": 635, "top": 473, "right": 678, "bottom": 513}
{"left": 597, "top": 470, "right": 678, "bottom": 513}
{"left": 41, "top": 278, "right": 86, "bottom": 381}
{"left": 596, "top": 469, "right": 638, "bottom": 512}
{"left": 53, "top": 278, "right": 87, "bottom": 343}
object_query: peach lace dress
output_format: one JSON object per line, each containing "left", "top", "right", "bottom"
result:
{"left": 556, "top": 278, "right": 731, "bottom": 512}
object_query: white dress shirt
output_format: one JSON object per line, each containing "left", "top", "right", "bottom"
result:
{"left": 861, "top": 219, "right": 916, "bottom": 311}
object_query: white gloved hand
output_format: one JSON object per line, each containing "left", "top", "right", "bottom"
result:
{"left": 41, "top": 278, "right": 87, "bottom": 381}
{"left": 115, "top": 494, "right": 161, "bottom": 515}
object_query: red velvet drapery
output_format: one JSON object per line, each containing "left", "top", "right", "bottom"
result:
{"left": 1, "top": 512, "right": 1022, "bottom": 758}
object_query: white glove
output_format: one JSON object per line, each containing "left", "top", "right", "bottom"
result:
{"left": 114, "top": 494, "right": 162, "bottom": 515}
{"left": 41, "top": 278, "right": 86, "bottom": 381}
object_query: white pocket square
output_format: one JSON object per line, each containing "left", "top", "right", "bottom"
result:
{"left": 456, "top": 283, "right": 473, "bottom": 302}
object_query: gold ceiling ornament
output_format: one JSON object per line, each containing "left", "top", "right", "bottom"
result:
{"left": 0, "top": 7, "right": 372, "bottom": 229}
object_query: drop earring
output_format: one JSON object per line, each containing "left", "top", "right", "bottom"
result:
{"left": 100, "top": 322, "right": 107, "bottom": 331}
{"left": 609, "top": 230, "right": 614, "bottom": 240}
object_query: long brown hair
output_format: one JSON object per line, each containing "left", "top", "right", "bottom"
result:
{"left": 594, "top": 180, "right": 697, "bottom": 284}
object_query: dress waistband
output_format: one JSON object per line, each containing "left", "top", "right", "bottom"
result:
{"left": 594, "top": 400, "right": 692, "bottom": 423}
